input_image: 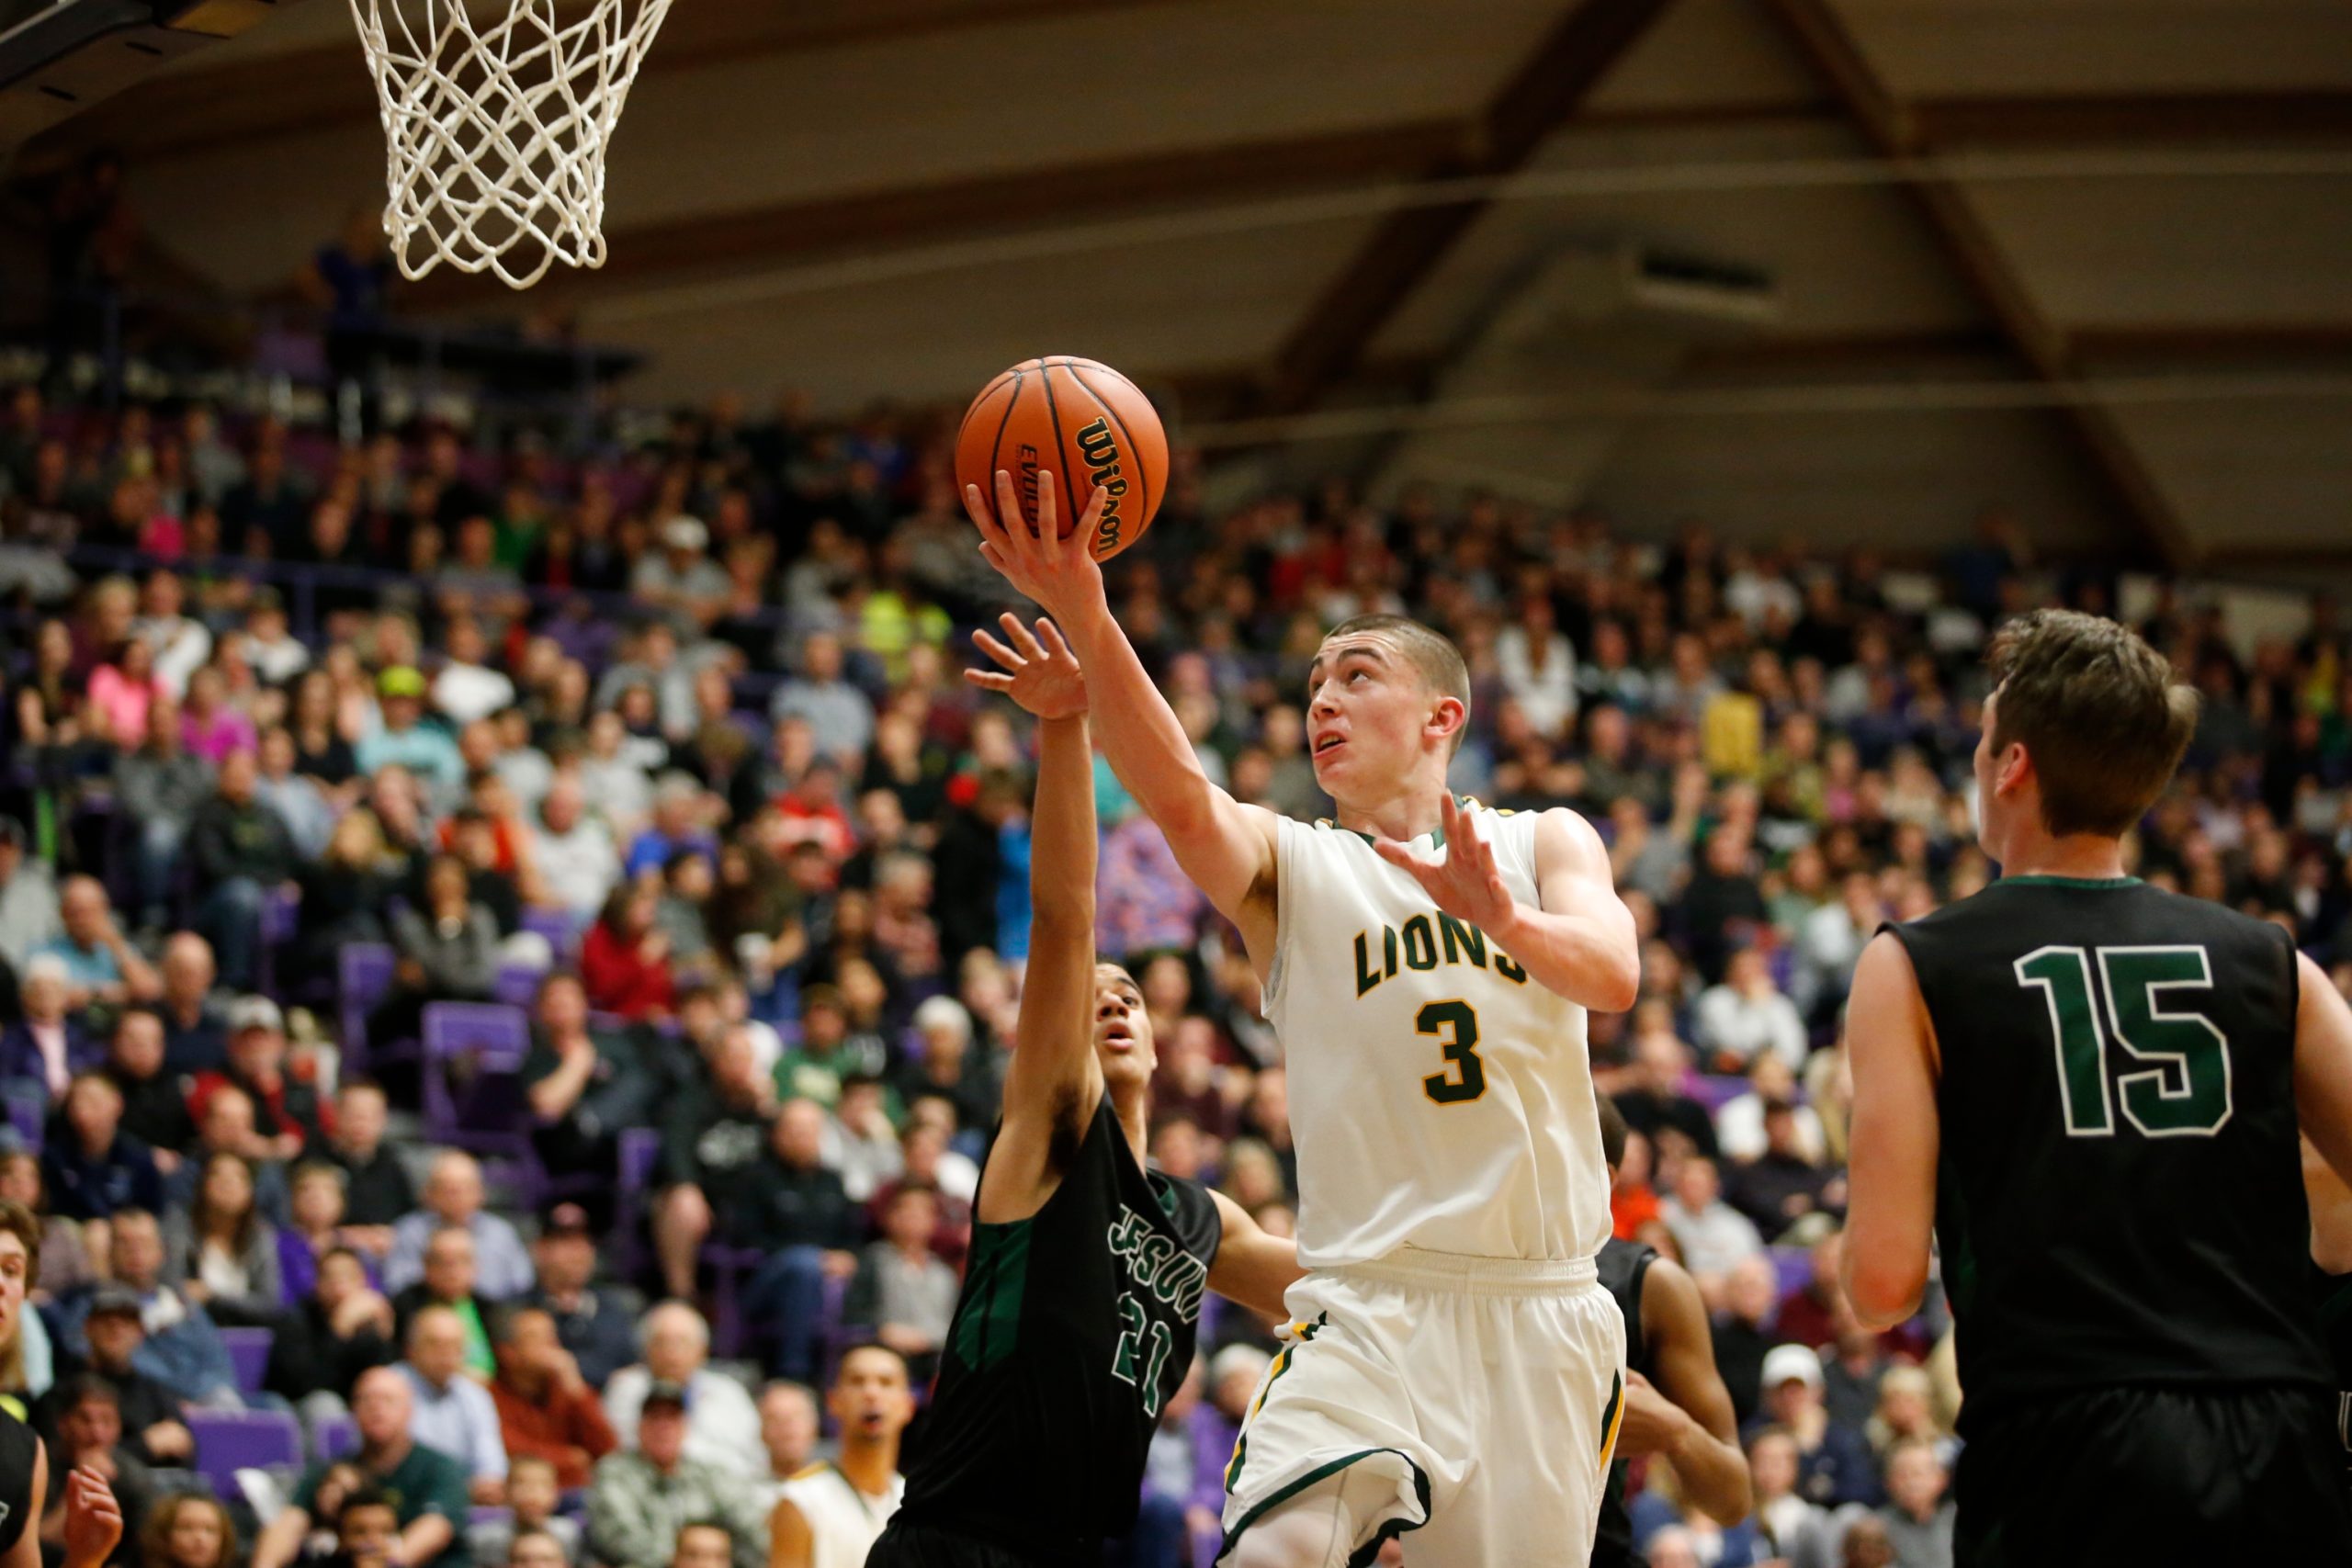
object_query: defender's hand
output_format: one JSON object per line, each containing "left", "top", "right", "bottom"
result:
{"left": 62, "top": 1466, "right": 125, "bottom": 1568}
{"left": 965, "top": 613, "right": 1088, "bottom": 720}
{"left": 1372, "top": 793, "right": 1515, "bottom": 933}
{"left": 966, "top": 468, "right": 1111, "bottom": 624}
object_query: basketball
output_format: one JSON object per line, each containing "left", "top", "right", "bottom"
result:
{"left": 956, "top": 356, "right": 1169, "bottom": 562}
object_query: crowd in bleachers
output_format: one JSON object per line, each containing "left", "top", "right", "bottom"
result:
{"left": 1, "top": 377, "right": 2349, "bottom": 1568}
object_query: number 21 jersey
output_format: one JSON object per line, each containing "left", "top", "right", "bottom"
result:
{"left": 1265, "top": 804, "right": 1612, "bottom": 1267}
{"left": 1890, "top": 875, "right": 2328, "bottom": 1425}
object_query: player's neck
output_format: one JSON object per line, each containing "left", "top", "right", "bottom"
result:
{"left": 1337, "top": 781, "right": 1450, "bottom": 843}
{"left": 836, "top": 1438, "right": 899, "bottom": 1497}
{"left": 1997, "top": 829, "right": 2128, "bottom": 883}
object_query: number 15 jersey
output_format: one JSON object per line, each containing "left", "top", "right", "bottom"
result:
{"left": 1888, "top": 875, "right": 2328, "bottom": 1425}
{"left": 1265, "top": 804, "right": 1612, "bottom": 1268}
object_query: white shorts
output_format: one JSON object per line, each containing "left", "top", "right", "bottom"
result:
{"left": 1217, "top": 1247, "right": 1627, "bottom": 1568}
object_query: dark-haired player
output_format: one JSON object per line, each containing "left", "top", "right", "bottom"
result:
{"left": 2, "top": 1199, "right": 127, "bottom": 1568}
{"left": 1844, "top": 608, "right": 2352, "bottom": 1562}
{"left": 866, "top": 614, "right": 1301, "bottom": 1568}
{"left": 1591, "top": 1099, "right": 1749, "bottom": 1568}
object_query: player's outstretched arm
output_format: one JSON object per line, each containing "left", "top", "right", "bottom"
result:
{"left": 1617, "top": 1258, "right": 1751, "bottom": 1526}
{"left": 967, "top": 473, "right": 1280, "bottom": 964}
{"left": 1205, "top": 1190, "right": 1306, "bottom": 1322}
{"left": 1374, "top": 800, "right": 1639, "bottom": 1012}
{"left": 966, "top": 616, "right": 1106, "bottom": 1224}
{"left": 1839, "top": 932, "right": 1940, "bottom": 1331}
{"left": 2293, "top": 953, "right": 2352, "bottom": 1191}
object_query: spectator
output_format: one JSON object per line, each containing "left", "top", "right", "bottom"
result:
{"left": 434, "top": 618, "right": 516, "bottom": 728}
{"left": 38, "top": 1286, "right": 191, "bottom": 1470}
{"left": 102, "top": 1010, "right": 191, "bottom": 1167}
{"left": 826, "top": 1076, "right": 903, "bottom": 1204}
{"left": 190, "top": 995, "right": 326, "bottom": 1164}
{"left": 489, "top": 1304, "right": 617, "bottom": 1492}
{"left": 1822, "top": 1304, "right": 1895, "bottom": 1436}
{"left": 1692, "top": 945, "right": 1808, "bottom": 1075}
{"left": 1756, "top": 1343, "right": 1880, "bottom": 1510}
{"left": 752, "top": 1382, "right": 820, "bottom": 1512}
{"left": 251, "top": 1367, "right": 470, "bottom": 1568}
{"left": 116, "top": 698, "right": 214, "bottom": 932}
{"left": 1724, "top": 1425, "right": 1834, "bottom": 1568}
{"left": 177, "top": 668, "right": 254, "bottom": 766}
{"left": 164, "top": 1081, "right": 292, "bottom": 1227}
{"left": 523, "top": 1204, "right": 639, "bottom": 1393}
{"left": 1659, "top": 1156, "right": 1763, "bottom": 1305}
{"left": 61, "top": 1209, "right": 239, "bottom": 1408}
{"left": 503, "top": 1529, "right": 571, "bottom": 1568}
{"left": 357, "top": 668, "right": 463, "bottom": 807}
{"left": 1875, "top": 1439, "right": 1954, "bottom": 1568}
{"left": 159, "top": 1149, "right": 283, "bottom": 1327}
{"left": 153, "top": 931, "right": 226, "bottom": 1077}
{"left": 264, "top": 1245, "right": 396, "bottom": 1431}
{"left": 134, "top": 1495, "right": 236, "bottom": 1568}
{"left": 375, "top": 856, "right": 503, "bottom": 1055}
{"left": 38, "top": 1374, "right": 153, "bottom": 1565}
{"left": 385, "top": 1151, "right": 533, "bottom": 1302}
{"left": 327, "top": 1079, "right": 413, "bottom": 1248}
{"left": 769, "top": 631, "right": 873, "bottom": 767}
{"left": 1613, "top": 1012, "right": 1718, "bottom": 1159}
{"left": 295, "top": 810, "right": 398, "bottom": 975}
{"left": 401, "top": 1303, "right": 509, "bottom": 1504}
{"left": 581, "top": 883, "right": 675, "bottom": 1023}
{"left": 625, "top": 775, "right": 718, "bottom": 883}
{"left": 1725, "top": 1100, "right": 1842, "bottom": 1244}
{"left": 42, "top": 1073, "right": 164, "bottom": 1226}
{"left": 603, "top": 1303, "right": 762, "bottom": 1480}
{"left": 629, "top": 516, "right": 730, "bottom": 633}
{"left": 1712, "top": 1253, "right": 1780, "bottom": 1428}
{"left": 651, "top": 1026, "right": 775, "bottom": 1303}
{"left": 1865, "top": 1363, "right": 1957, "bottom": 1472}
{"left": 0, "top": 816, "right": 63, "bottom": 973}
{"left": 842, "top": 1186, "right": 955, "bottom": 1386}
{"left": 87, "top": 639, "right": 162, "bottom": 753}
{"left": 0, "top": 1149, "right": 96, "bottom": 1303}
{"left": 1714, "top": 1052, "right": 1826, "bottom": 1165}
{"left": 185, "top": 748, "right": 299, "bottom": 990}
{"left": 587, "top": 1381, "right": 767, "bottom": 1568}
{"left": 41, "top": 877, "right": 160, "bottom": 1016}
{"left": 1774, "top": 1230, "right": 1851, "bottom": 1351}
{"left": 737, "top": 1099, "right": 860, "bottom": 1383}
{"left": 527, "top": 778, "right": 620, "bottom": 926}
{"left": 390, "top": 1224, "right": 499, "bottom": 1377}
{"left": 521, "top": 974, "right": 662, "bottom": 1210}
{"left": 134, "top": 570, "right": 210, "bottom": 697}
{"left": 1, "top": 953, "right": 96, "bottom": 1109}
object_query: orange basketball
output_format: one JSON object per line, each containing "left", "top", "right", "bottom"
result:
{"left": 956, "top": 356, "right": 1168, "bottom": 562}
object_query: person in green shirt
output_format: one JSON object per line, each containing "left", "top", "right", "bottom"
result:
{"left": 251, "top": 1367, "right": 471, "bottom": 1568}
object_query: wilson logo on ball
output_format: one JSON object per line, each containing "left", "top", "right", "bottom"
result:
{"left": 1076, "top": 418, "right": 1127, "bottom": 549}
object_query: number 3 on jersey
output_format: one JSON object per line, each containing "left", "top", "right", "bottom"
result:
{"left": 1419, "top": 999, "right": 1485, "bottom": 1104}
{"left": 2015, "top": 944, "right": 2232, "bottom": 1138}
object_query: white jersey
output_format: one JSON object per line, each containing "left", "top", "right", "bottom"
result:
{"left": 776, "top": 1461, "right": 902, "bottom": 1568}
{"left": 1264, "top": 803, "right": 1612, "bottom": 1267}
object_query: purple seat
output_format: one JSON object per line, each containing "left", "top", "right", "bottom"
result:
{"left": 186, "top": 1409, "right": 302, "bottom": 1495}
{"left": 612, "top": 1127, "right": 662, "bottom": 1277}
{"left": 1690, "top": 1074, "right": 1748, "bottom": 1113}
{"left": 493, "top": 965, "right": 544, "bottom": 1010}
{"left": 256, "top": 886, "right": 302, "bottom": 996}
{"left": 1770, "top": 1246, "right": 1814, "bottom": 1303}
{"left": 422, "top": 1003, "right": 534, "bottom": 1154}
{"left": 339, "top": 942, "right": 399, "bottom": 1073}
{"left": 519, "top": 907, "right": 578, "bottom": 956}
{"left": 317, "top": 1412, "right": 359, "bottom": 1461}
{"left": 220, "top": 1326, "right": 273, "bottom": 1394}
{"left": 2, "top": 1089, "right": 42, "bottom": 1150}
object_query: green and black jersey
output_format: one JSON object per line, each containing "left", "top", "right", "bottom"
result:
{"left": 2317, "top": 1266, "right": 2352, "bottom": 1488}
{"left": 895, "top": 1089, "right": 1222, "bottom": 1567}
{"left": 1889, "top": 875, "right": 2328, "bottom": 1427}
{"left": 1591, "top": 1236, "right": 1658, "bottom": 1568}
{"left": 0, "top": 1406, "right": 35, "bottom": 1556}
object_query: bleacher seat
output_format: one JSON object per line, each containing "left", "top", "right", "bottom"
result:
{"left": 220, "top": 1326, "right": 273, "bottom": 1394}
{"left": 338, "top": 942, "right": 399, "bottom": 1073}
{"left": 186, "top": 1408, "right": 302, "bottom": 1497}
{"left": 1770, "top": 1246, "right": 1814, "bottom": 1303}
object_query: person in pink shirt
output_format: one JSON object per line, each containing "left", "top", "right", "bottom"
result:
{"left": 179, "top": 668, "right": 256, "bottom": 766}
{"left": 85, "top": 638, "right": 159, "bottom": 750}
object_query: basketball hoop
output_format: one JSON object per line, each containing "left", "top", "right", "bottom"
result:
{"left": 347, "top": 0, "right": 673, "bottom": 289}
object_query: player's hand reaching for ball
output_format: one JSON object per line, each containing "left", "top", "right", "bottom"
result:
{"left": 1372, "top": 792, "right": 1516, "bottom": 933}
{"left": 965, "top": 468, "right": 1110, "bottom": 626}
{"left": 965, "top": 612, "right": 1087, "bottom": 720}
{"left": 62, "top": 1465, "right": 125, "bottom": 1568}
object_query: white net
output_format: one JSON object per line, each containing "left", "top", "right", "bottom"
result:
{"left": 347, "top": 0, "right": 674, "bottom": 288}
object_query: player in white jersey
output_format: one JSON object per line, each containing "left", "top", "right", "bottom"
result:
{"left": 770, "top": 1344, "right": 914, "bottom": 1568}
{"left": 968, "top": 472, "right": 1639, "bottom": 1568}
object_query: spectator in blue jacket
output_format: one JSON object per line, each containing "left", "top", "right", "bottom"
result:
{"left": 59, "top": 1206, "right": 241, "bottom": 1407}
{"left": 42, "top": 1071, "right": 164, "bottom": 1227}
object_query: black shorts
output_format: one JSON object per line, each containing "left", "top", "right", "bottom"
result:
{"left": 865, "top": 1520, "right": 1064, "bottom": 1568}
{"left": 1955, "top": 1383, "right": 2351, "bottom": 1567}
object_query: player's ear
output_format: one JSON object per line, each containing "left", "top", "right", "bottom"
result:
{"left": 1427, "top": 694, "right": 1467, "bottom": 748}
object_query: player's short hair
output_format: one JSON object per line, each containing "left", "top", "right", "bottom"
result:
{"left": 1986, "top": 610, "right": 2197, "bottom": 839}
{"left": 833, "top": 1340, "right": 911, "bottom": 1384}
{"left": 1321, "top": 615, "right": 1472, "bottom": 755}
{"left": 1596, "top": 1095, "right": 1629, "bottom": 1171}
{"left": 0, "top": 1198, "right": 40, "bottom": 1280}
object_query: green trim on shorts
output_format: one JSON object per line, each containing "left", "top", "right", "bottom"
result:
{"left": 1216, "top": 1446, "right": 1432, "bottom": 1568}
{"left": 1224, "top": 1314, "right": 1325, "bottom": 1495}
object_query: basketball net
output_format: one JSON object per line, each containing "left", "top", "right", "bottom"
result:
{"left": 347, "top": 0, "right": 673, "bottom": 288}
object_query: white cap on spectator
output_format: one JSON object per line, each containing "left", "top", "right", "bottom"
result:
{"left": 1761, "top": 1343, "right": 1824, "bottom": 1391}
{"left": 912, "top": 995, "right": 971, "bottom": 1047}
{"left": 662, "top": 514, "right": 707, "bottom": 552}
{"left": 229, "top": 995, "right": 285, "bottom": 1035}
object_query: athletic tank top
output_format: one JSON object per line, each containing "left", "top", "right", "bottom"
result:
{"left": 896, "top": 1090, "right": 1221, "bottom": 1566}
{"left": 777, "top": 1461, "right": 903, "bottom": 1568}
{"left": 1264, "top": 803, "right": 1611, "bottom": 1265}
{"left": 0, "top": 1407, "right": 35, "bottom": 1557}
{"left": 2316, "top": 1267, "right": 2352, "bottom": 1490}
{"left": 1592, "top": 1237, "right": 1658, "bottom": 1568}
{"left": 1889, "top": 875, "right": 2328, "bottom": 1424}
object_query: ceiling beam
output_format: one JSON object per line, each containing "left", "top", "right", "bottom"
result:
{"left": 1910, "top": 89, "right": 2352, "bottom": 148}
{"left": 403, "top": 118, "right": 1464, "bottom": 313}
{"left": 1260, "top": 0, "right": 1677, "bottom": 417}
{"left": 14, "top": 0, "right": 1200, "bottom": 175}
{"left": 1755, "top": 0, "right": 2199, "bottom": 571}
